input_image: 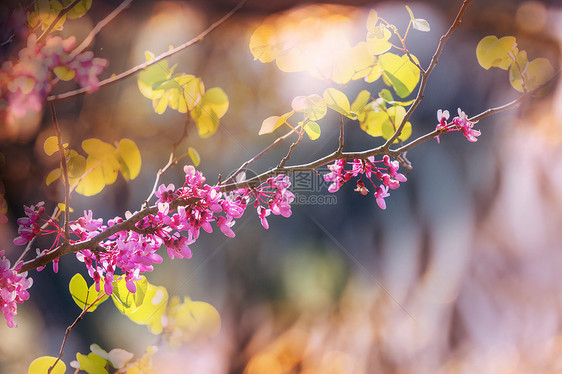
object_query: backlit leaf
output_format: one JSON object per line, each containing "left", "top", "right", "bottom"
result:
{"left": 166, "top": 296, "right": 221, "bottom": 344}
{"left": 303, "top": 121, "right": 321, "bottom": 140}
{"left": 53, "top": 66, "right": 75, "bottom": 81}
{"left": 116, "top": 139, "right": 141, "bottom": 180}
{"left": 323, "top": 88, "right": 353, "bottom": 118}
{"left": 46, "top": 168, "right": 61, "bottom": 186}
{"left": 67, "top": 150, "right": 86, "bottom": 178}
{"left": 366, "top": 26, "right": 392, "bottom": 55}
{"left": 292, "top": 94, "right": 327, "bottom": 121}
{"left": 366, "top": 9, "right": 379, "bottom": 33}
{"left": 69, "top": 273, "right": 108, "bottom": 312}
{"left": 62, "top": 0, "right": 92, "bottom": 19}
{"left": 188, "top": 147, "right": 201, "bottom": 167}
{"left": 259, "top": 111, "right": 295, "bottom": 135}
{"left": 43, "top": 136, "right": 67, "bottom": 156}
{"left": 360, "top": 110, "right": 387, "bottom": 137}
{"left": 121, "top": 283, "right": 168, "bottom": 334}
{"left": 73, "top": 157, "right": 105, "bottom": 196}
{"left": 74, "top": 352, "right": 108, "bottom": 374}
{"left": 249, "top": 24, "right": 277, "bottom": 63}
{"left": 412, "top": 18, "right": 430, "bottom": 32}
{"left": 28, "top": 356, "right": 66, "bottom": 374}
{"left": 379, "top": 53, "right": 420, "bottom": 98}
{"left": 351, "top": 90, "right": 371, "bottom": 115}
{"left": 476, "top": 35, "right": 517, "bottom": 70}
{"left": 202, "top": 87, "right": 229, "bottom": 118}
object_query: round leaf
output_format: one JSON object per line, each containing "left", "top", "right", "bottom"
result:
{"left": 203, "top": 87, "right": 229, "bottom": 118}
{"left": 323, "top": 88, "right": 352, "bottom": 118}
{"left": 46, "top": 168, "right": 61, "bottom": 186}
{"left": 43, "top": 136, "right": 67, "bottom": 156}
{"left": 476, "top": 35, "right": 517, "bottom": 70}
{"left": 379, "top": 53, "right": 420, "bottom": 98}
{"left": 116, "top": 139, "right": 141, "bottom": 180}
{"left": 303, "top": 121, "right": 321, "bottom": 140}
{"left": 67, "top": 151, "right": 86, "bottom": 178}
{"left": 249, "top": 24, "right": 277, "bottom": 63}
{"left": 28, "top": 356, "right": 66, "bottom": 374}
{"left": 188, "top": 147, "right": 201, "bottom": 167}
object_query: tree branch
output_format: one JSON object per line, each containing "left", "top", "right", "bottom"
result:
{"left": 46, "top": 0, "right": 248, "bottom": 102}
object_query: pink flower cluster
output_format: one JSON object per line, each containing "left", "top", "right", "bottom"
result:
{"left": 0, "top": 251, "right": 33, "bottom": 328}
{"left": 324, "top": 155, "right": 407, "bottom": 209}
{"left": 435, "top": 108, "right": 481, "bottom": 143}
{"left": 0, "top": 34, "right": 108, "bottom": 124}
{"left": 11, "top": 166, "right": 295, "bottom": 299}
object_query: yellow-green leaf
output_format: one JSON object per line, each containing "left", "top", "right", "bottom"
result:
{"left": 188, "top": 147, "right": 200, "bottom": 167}
{"left": 192, "top": 106, "right": 220, "bottom": 138}
{"left": 476, "top": 35, "right": 517, "bottom": 70}
{"left": 73, "top": 157, "right": 105, "bottom": 196}
{"left": 379, "top": 53, "right": 420, "bottom": 98}
{"left": 67, "top": 150, "right": 86, "bottom": 178}
{"left": 351, "top": 90, "right": 371, "bottom": 115}
{"left": 366, "top": 26, "right": 392, "bottom": 55}
{"left": 510, "top": 56, "right": 554, "bottom": 93}
{"left": 259, "top": 111, "right": 295, "bottom": 135}
{"left": 116, "top": 139, "right": 141, "bottom": 180}
{"left": 81, "top": 139, "right": 120, "bottom": 185}
{"left": 292, "top": 94, "right": 327, "bottom": 121}
{"left": 137, "top": 52, "right": 170, "bottom": 100}
{"left": 62, "top": 0, "right": 92, "bottom": 19}
{"left": 57, "top": 202, "right": 74, "bottom": 213}
{"left": 398, "top": 121, "right": 412, "bottom": 141}
{"left": 46, "top": 168, "right": 61, "bottom": 186}
{"left": 43, "top": 136, "right": 67, "bottom": 156}
{"left": 111, "top": 277, "right": 148, "bottom": 314}
{"left": 202, "top": 87, "right": 229, "bottom": 118}
{"left": 249, "top": 24, "right": 277, "bottom": 63}
{"left": 323, "top": 88, "right": 353, "bottom": 118}
{"left": 350, "top": 42, "right": 376, "bottom": 80}
{"left": 120, "top": 283, "right": 168, "bottom": 334}
{"left": 53, "top": 66, "right": 76, "bottom": 81}
{"left": 366, "top": 9, "right": 379, "bottom": 33}
{"left": 167, "top": 296, "right": 221, "bottom": 344}
{"left": 303, "top": 121, "right": 321, "bottom": 140}
{"left": 360, "top": 110, "right": 387, "bottom": 137}
{"left": 69, "top": 273, "right": 109, "bottom": 312}
{"left": 28, "top": 356, "right": 66, "bottom": 374}
{"left": 74, "top": 352, "right": 108, "bottom": 374}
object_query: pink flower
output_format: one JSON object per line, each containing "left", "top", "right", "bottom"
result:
{"left": 0, "top": 251, "right": 33, "bottom": 328}
{"left": 454, "top": 109, "right": 481, "bottom": 142}
{"left": 374, "top": 185, "right": 390, "bottom": 210}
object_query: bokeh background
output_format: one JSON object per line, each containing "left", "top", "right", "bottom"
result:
{"left": 1, "top": 0, "right": 562, "bottom": 372}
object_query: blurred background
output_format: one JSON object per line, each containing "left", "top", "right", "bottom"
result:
{"left": 1, "top": 0, "right": 562, "bottom": 372}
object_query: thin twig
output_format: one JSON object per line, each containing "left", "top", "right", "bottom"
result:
{"left": 337, "top": 114, "right": 344, "bottom": 154}
{"left": 383, "top": 0, "right": 472, "bottom": 148}
{"left": 36, "top": 0, "right": 82, "bottom": 44}
{"left": 222, "top": 128, "right": 297, "bottom": 185}
{"left": 50, "top": 103, "right": 70, "bottom": 242}
{"left": 278, "top": 130, "right": 303, "bottom": 168}
{"left": 70, "top": 0, "right": 134, "bottom": 58}
{"left": 46, "top": 0, "right": 248, "bottom": 102}
{"left": 48, "top": 292, "right": 106, "bottom": 374}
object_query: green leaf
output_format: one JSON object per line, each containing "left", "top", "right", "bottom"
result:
{"left": 69, "top": 273, "right": 109, "bottom": 312}
{"left": 476, "top": 35, "right": 517, "bottom": 70}
{"left": 379, "top": 53, "right": 420, "bottom": 98}
{"left": 166, "top": 296, "right": 221, "bottom": 343}
{"left": 258, "top": 111, "right": 295, "bottom": 135}
{"left": 323, "top": 88, "right": 353, "bottom": 118}
{"left": 379, "top": 88, "right": 415, "bottom": 105}
{"left": 303, "top": 121, "right": 321, "bottom": 140}
{"left": 188, "top": 147, "right": 201, "bottom": 167}
{"left": 116, "top": 139, "right": 141, "bottom": 180}
{"left": 202, "top": 87, "right": 229, "bottom": 118}
{"left": 405, "top": 5, "right": 415, "bottom": 20}
{"left": 28, "top": 356, "right": 66, "bottom": 374}
{"left": 508, "top": 50, "right": 529, "bottom": 92}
